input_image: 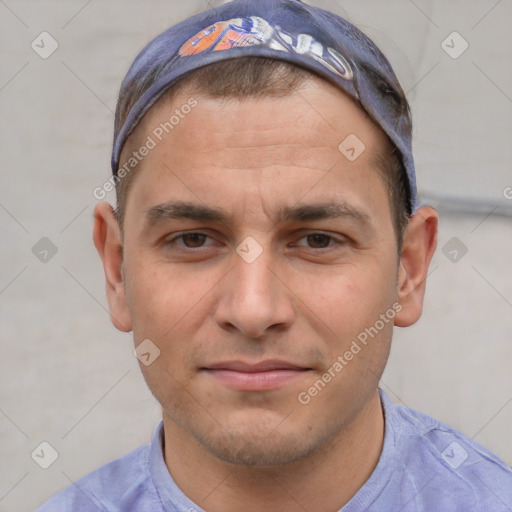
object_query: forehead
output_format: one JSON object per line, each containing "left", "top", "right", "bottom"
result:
{"left": 126, "top": 74, "right": 388, "bottom": 170}
{"left": 120, "top": 75, "right": 392, "bottom": 225}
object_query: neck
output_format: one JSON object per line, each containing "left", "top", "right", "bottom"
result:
{"left": 162, "top": 390, "right": 384, "bottom": 512}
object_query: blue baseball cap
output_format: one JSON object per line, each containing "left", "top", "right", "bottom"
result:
{"left": 112, "top": 0, "right": 417, "bottom": 213}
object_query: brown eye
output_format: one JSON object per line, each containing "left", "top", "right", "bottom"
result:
{"left": 180, "top": 233, "right": 208, "bottom": 248}
{"left": 292, "top": 232, "right": 346, "bottom": 251}
{"left": 306, "top": 234, "right": 333, "bottom": 249}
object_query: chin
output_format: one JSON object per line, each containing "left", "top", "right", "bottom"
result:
{"left": 199, "top": 430, "right": 317, "bottom": 467}
{"left": 188, "top": 411, "right": 337, "bottom": 467}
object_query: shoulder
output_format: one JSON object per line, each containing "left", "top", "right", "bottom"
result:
{"left": 382, "top": 390, "right": 512, "bottom": 510}
{"left": 36, "top": 441, "right": 162, "bottom": 512}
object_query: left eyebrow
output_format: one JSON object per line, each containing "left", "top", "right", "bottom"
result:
{"left": 278, "top": 201, "right": 371, "bottom": 225}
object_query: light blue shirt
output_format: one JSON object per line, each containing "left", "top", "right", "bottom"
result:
{"left": 37, "top": 389, "right": 512, "bottom": 511}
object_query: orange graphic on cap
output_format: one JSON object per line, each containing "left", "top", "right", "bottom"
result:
{"left": 179, "top": 21, "right": 230, "bottom": 56}
{"left": 179, "top": 18, "right": 269, "bottom": 56}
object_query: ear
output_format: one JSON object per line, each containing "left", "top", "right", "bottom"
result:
{"left": 394, "top": 206, "right": 438, "bottom": 327}
{"left": 93, "top": 202, "right": 132, "bottom": 332}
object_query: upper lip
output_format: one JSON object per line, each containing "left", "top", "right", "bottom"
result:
{"left": 203, "top": 360, "right": 311, "bottom": 372}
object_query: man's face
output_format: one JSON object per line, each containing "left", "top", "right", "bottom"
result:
{"left": 116, "top": 77, "right": 402, "bottom": 465}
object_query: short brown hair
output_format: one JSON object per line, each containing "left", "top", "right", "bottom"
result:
{"left": 115, "top": 57, "right": 410, "bottom": 252}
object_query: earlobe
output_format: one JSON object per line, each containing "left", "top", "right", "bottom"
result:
{"left": 394, "top": 206, "right": 438, "bottom": 327}
{"left": 93, "top": 202, "right": 132, "bottom": 332}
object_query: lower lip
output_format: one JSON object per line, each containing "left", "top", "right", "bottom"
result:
{"left": 203, "top": 369, "right": 309, "bottom": 391}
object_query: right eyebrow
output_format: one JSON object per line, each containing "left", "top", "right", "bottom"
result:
{"left": 145, "top": 201, "right": 231, "bottom": 225}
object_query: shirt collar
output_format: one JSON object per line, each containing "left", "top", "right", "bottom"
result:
{"left": 149, "top": 420, "right": 204, "bottom": 511}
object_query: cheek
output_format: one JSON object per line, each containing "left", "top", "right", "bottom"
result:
{"left": 298, "top": 260, "right": 396, "bottom": 330}
{"left": 124, "top": 255, "right": 220, "bottom": 342}
{"left": 293, "top": 259, "right": 397, "bottom": 388}
{"left": 124, "top": 260, "right": 212, "bottom": 397}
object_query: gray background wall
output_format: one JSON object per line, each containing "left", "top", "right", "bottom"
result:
{"left": 0, "top": 1, "right": 511, "bottom": 510}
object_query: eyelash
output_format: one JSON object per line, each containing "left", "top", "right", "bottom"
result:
{"left": 164, "top": 231, "right": 345, "bottom": 251}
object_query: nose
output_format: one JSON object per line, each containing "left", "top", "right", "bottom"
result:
{"left": 214, "top": 243, "right": 295, "bottom": 339}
